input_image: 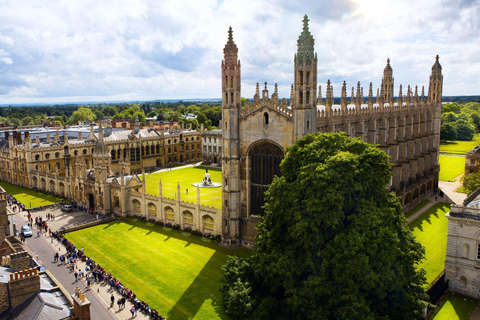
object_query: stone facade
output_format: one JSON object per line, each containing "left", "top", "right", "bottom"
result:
{"left": 201, "top": 129, "right": 222, "bottom": 165}
{"left": 0, "top": 282, "right": 8, "bottom": 314}
{"left": 221, "top": 15, "right": 443, "bottom": 247}
{"left": 73, "top": 288, "right": 91, "bottom": 320}
{"left": 445, "top": 201, "right": 480, "bottom": 299}
{"left": 465, "top": 145, "right": 480, "bottom": 175}
{"left": 9, "top": 251, "right": 31, "bottom": 271}
{"left": 0, "top": 118, "right": 202, "bottom": 212}
{"left": 8, "top": 268, "right": 40, "bottom": 308}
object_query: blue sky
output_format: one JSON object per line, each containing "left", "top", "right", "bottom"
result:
{"left": 0, "top": 0, "right": 479, "bottom": 104}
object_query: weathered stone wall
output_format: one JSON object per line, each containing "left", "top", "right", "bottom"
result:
{"left": 8, "top": 268, "right": 40, "bottom": 308}
{"left": 0, "top": 282, "right": 9, "bottom": 314}
{"left": 9, "top": 251, "right": 31, "bottom": 272}
{"left": 0, "top": 192, "right": 7, "bottom": 244}
{"left": 445, "top": 210, "right": 480, "bottom": 299}
{"left": 73, "top": 288, "right": 91, "bottom": 320}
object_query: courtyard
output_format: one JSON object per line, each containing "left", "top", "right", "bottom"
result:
{"left": 408, "top": 202, "right": 450, "bottom": 286}
{"left": 145, "top": 166, "right": 222, "bottom": 209}
{"left": 67, "top": 217, "right": 249, "bottom": 320}
{"left": 0, "top": 180, "right": 63, "bottom": 208}
{"left": 434, "top": 293, "right": 479, "bottom": 320}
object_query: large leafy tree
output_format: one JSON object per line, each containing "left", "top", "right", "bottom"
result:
{"left": 454, "top": 119, "right": 475, "bottom": 141}
{"left": 440, "top": 123, "right": 457, "bottom": 141}
{"left": 221, "top": 133, "right": 427, "bottom": 320}
{"left": 71, "top": 107, "right": 96, "bottom": 124}
{"left": 463, "top": 172, "right": 480, "bottom": 194}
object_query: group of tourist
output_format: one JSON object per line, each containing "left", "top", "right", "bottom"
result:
{"left": 53, "top": 232, "right": 167, "bottom": 319}
{"left": 7, "top": 195, "right": 26, "bottom": 212}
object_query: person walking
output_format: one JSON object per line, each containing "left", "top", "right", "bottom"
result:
{"left": 74, "top": 271, "right": 78, "bottom": 283}
{"left": 130, "top": 306, "right": 135, "bottom": 317}
{"left": 110, "top": 294, "right": 114, "bottom": 308}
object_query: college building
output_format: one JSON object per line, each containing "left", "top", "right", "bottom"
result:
{"left": 221, "top": 15, "right": 443, "bottom": 247}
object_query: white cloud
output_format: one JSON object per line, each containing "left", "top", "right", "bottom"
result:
{"left": 0, "top": 0, "right": 478, "bottom": 104}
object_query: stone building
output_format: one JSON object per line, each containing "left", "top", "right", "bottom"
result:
{"left": 221, "top": 15, "right": 443, "bottom": 247}
{"left": 445, "top": 190, "right": 480, "bottom": 299}
{"left": 465, "top": 145, "right": 480, "bottom": 175}
{"left": 0, "top": 120, "right": 223, "bottom": 237}
{"left": 201, "top": 129, "right": 222, "bottom": 165}
{"left": 0, "top": 118, "right": 202, "bottom": 210}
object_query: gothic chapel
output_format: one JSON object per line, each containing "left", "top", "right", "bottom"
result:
{"left": 221, "top": 15, "right": 443, "bottom": 247}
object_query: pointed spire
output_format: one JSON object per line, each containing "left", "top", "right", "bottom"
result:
{"left": 224, "top": 26, "right": 238, "bottom": 57}
{"left": 274, "top": 83, "right": 278, "bottom": 96}
{"left": 376, "top": 88, "right": 380, "bottom": 104}
{"left": 317, "top": 85, "right": 322, "bottom": 104}
{"left": 398, "top": 84, "right": 403, "bottom": 104}
{"left": 368, "top": 82, "right": 373, "bottom": 105}
{"left": 414, "top": 85, "right": 419, "bottom": 102}
{"left": 326, "top": 79, "right": 334, "bottom": 107}
{"left": 351, "top": 87, "right": 355, "bottom": 104}
{"left": 341, "top": 81, "right": 347, "bottom": 106}
{"left": 296, "top": 15, "right": 315, "bottom": 64}
{"left": 356, "top": 81, "right": 362, "bottom": 106}
{"left": 384, "top": 58, "right": 393, "bottom": 74}
{"left": 290, "top": 84, "right": 294, "bottom": 107}
{"left": 421, "top": 86, "right": 425, "bottom": 102}
{"left": 256, "top": 82, "right": 260, "bottom": 96}
{"left": 432, "top": 54, "right": 441, "bottom": 71}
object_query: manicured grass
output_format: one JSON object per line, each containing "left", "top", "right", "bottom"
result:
{"left": 409, "top": 203, "right": 450, "bottom": 286}
{"left": 439, "top": 155, "right": 465, "bottom": 181}
{"left": 440, "top": 134, "right": 480, "bottom": 154}
{"left": 67, "top": 218, "right": 249, "bottom": 320}
{"left": 145, "top": 166, "right": 222, "bottom": 209}
{"left": 456, "top": 186, "right": 469, "bottom": 194}
{"left": 405, "top": 200, "right": 430, "bottom": 218}
{"left": 434, "top": 293, "right": 479, "bottom": 320}
{"left": 0, "top": 181, "right": 62, "bottom": 208}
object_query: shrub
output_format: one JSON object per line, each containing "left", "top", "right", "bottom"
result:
{"left": 191, "top": 230, "right": 203, "bottom": 237}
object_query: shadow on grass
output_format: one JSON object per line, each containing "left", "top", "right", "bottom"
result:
{"left": 409, "top": 203, "right": 449, "bottom": 232}
{"left": 441, "top": 293, "right": 479, "bottom": 320}
{"left": 75, "top": 217, "right": 249, "bottom": 320}
{"left": 167, "top": 251, "right": 229, "bottom": 320}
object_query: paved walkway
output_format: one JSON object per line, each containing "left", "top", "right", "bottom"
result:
{"left": 470, "top": 302, "right": 480, "bottom": 320}
{"left": 15, "top": 209, "right": 150, "bottom": 320}
{"left": 439, "top": 172, "right": 467, "bottom": 205}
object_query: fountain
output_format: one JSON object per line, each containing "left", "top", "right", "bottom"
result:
{"left": 192, "top": 169, "right": 222, "bottom": 188}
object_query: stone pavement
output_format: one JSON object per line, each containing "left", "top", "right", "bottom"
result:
{"left": 15, "top": 208, "right": 151, "bottom": 320}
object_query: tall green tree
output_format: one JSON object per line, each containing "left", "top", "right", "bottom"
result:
{"left": 440, "top": 123, "right": 457, "bottom": 141}
{"left": 72, "top": 107, "right": 96, "bottom": 124}
{"left": 221, "top": 133, "right": 427, "bottom": 320}
{"left": 454, "top": 119, "right": 475, "bottom": 141}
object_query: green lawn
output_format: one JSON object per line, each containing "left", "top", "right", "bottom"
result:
{"left": 434, "top": 293, "right": 479, "bottom": 320}
{"left": 408, "top": 203, "right": 450, "bottom": 287}
{"left": 440, "top": 134, "right": 480, "bottom": 154}
{"left": 439, "top": 155, "right": 465, "bottom": 181}
{"left": 145, "top": 166, "right": 222, "bottom": 209}
{"left": 0, "top": 181, "right": 62, "bottom": 208}
{"left": 67, "top": 218, "right": 249, "bottom": 320}
{"left": 405, "top": 200, "right": 430, "bottom": 218}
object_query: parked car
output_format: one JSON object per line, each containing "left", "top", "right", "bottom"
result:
{"left": 62, "top": 205, "right": 73, "bottom": 212}
{"left": 20, "top": 225, "right": 32, "bottom": 237}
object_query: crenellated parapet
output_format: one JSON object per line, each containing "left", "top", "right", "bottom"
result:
{"left": 241, "top": 82, "right": 293, "bottom": 119}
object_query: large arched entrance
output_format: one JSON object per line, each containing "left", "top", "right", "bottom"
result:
{"left": 88, "top": 194, "right": 95, "bottom": 211}
{"left": 249, "top": 140, "right": 284, "bottom": 216}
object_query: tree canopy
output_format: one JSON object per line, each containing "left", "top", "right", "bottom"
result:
{"left": 221, "top": 133, "right": 427, "bottom": 320}
{"left": 71, "top": 107, "right": 96, "bottom": 124}
{"left": 462, "top": 172, "right": 480, "bottom": 194}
